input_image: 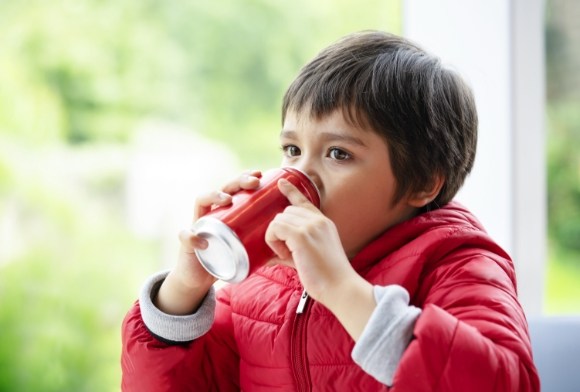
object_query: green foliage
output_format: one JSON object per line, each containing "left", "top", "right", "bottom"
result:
{"left": 547, "top": 101, "right": 580, "bottom": 251}
{"left": 545, "top": 242, "right": 580, "bottom": 314}
{"left": 0, "top": 1, "right": 402, "bottom": 390}
{"left": 0, "top": 0, "right": 401, "bottom": 165}
{"left": 0, "top": 141, "right": 157, "bottom": 391}
{"left": 545, "top": 0, "right": 580, "bottom": 255}
{"left": 0, "top": 240, "right": 156, "bottom": 392}
{"left": 1, "top": 0, "right": 186, "bottom": 144}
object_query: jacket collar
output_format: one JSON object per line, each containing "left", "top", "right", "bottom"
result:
{"left": 349, "top": 201, "right": 493, "bottom": 273}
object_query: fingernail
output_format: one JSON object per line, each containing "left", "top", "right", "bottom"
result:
{"left": 218, "top": 192, "right": 230, "bottom": 200}
{"left": 198, "top": 238, "right": 208, "bottom": 249}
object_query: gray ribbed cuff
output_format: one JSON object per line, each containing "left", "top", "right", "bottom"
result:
{"left": 139, "top": 270, "right": 216, "bottom": 342}
{"left": 352, "top": 285, "right": 421, "bottom": 386}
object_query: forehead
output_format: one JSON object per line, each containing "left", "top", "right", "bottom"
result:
{"left": 283, "top": 107, "right": 372, "bottom": 133}
{"left": 284, "top": 105, "right": 372, "bottom": 129}
{"left": 281, "top": 108, "right": 383, "bottom": 144}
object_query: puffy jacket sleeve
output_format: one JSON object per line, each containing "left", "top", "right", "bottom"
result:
{"left": 392, "top": 252, "right": 540, "bottom": 391}
{"left": 121, "top": 273, "right": 240, "bottom": 392}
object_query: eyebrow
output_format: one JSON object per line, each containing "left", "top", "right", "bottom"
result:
{"left": 279, "top": 130, "right": 368, "bottom": 147}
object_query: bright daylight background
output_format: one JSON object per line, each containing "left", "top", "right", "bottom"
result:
{"left": 0, "top": 0, "right": 578, "bottom": 390}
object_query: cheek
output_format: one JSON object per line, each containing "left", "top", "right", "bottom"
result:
{"left": 323, "top": 186, "right": 380, "bottom": 230}
{"left": 325, "top": 182, "right": 395, "bottom": 242}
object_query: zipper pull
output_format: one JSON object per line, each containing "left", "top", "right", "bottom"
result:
{"left": 296, "top": 290, "right": 309, "bottom": 314}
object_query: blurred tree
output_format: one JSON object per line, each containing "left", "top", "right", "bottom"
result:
{"left": 0, "top": 0, "right": 171, "bottom": 145}
{"left": 0, "top": 0, "right": 400, "bottom": 165}
{"left": 547, "top": 103, "right": 580, "bottom": 251}
{"left": 546, "top": 0, "right": 580, "bottom": 253}
{"left": 0, "top": 1, "right": 402, "bottom": 390}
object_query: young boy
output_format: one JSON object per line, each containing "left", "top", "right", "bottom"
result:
{"left": 121, "top": 31, "right": 539, "bottom": 391}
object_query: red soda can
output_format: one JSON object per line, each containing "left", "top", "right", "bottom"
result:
{"left": 192, "top": 167, "right": 320, "bottom": 283}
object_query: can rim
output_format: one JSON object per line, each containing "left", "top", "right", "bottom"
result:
{"left": 191, "top": 216, "right": 249, "bottom": 283}
{"left": 281, "top": 166, "right": 321, "bottom": 208}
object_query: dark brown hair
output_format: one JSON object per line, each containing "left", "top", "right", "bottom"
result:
{"left": 282, "top": 30, "right": 478, "bottom": 210}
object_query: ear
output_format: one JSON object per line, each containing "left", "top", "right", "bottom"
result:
{"left": 407, "top": 175, "right": 445, "bottom": 208}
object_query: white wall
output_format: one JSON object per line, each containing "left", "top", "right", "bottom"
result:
{"left": 403, "top": 0, "right": 546, "bottom": 315}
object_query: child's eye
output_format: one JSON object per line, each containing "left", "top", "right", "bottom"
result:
{"left": 328, "top": 147, "right": 351, "bottom": 161}
{"left": 282, "top": 144, "right": 301, "bottom": 157}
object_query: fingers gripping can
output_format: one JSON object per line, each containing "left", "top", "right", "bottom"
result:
{"left": 192, "top": 167, "right": 320, "bottom": 283}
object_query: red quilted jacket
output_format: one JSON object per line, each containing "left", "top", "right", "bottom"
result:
{"left": 121, "top": 202, "right": 539, "bottom": 391}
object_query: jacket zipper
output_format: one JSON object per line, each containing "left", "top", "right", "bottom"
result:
{"left": 291, "top": 290, "right": 312, "bottom": 391}
{"left": 296, "top": 290, "right": 309, "bottom": 314}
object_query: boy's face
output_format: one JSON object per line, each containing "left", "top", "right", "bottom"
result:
{"left": 280, "top": 109, "right": 419, "bottom": 258}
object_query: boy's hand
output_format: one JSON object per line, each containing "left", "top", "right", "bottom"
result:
{"left": 156, "top": 170, "right": 261, "bottom": 315}
{"left": 265, "top": 178, "right": 354, "bottom": 305}
{"left": 265, "top": 178, "right": 376, "bottom": 341}
{"left": 175, "top": 170, "right": 262, "bottom": 288}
